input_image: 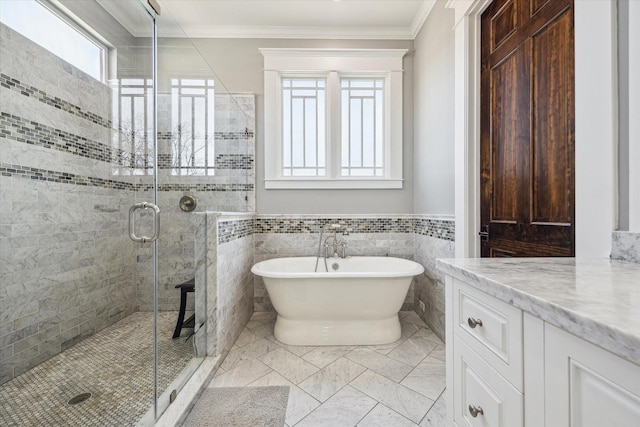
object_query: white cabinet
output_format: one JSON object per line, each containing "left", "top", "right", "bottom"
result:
{"left": 446, "top": 277, "right": 524, "bottom": 426}
{"left": 446, "top": 275, "right": 640, "bottom": 427}
{"left": 453, "top": 336, "right": 523, "bottom": 427}
{"left": 544, "top": 323, "right": 640, "bottom": 427}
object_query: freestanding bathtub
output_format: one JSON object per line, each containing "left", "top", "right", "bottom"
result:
{"left": 251, "top": 256, "right": 425, "bottom": 345}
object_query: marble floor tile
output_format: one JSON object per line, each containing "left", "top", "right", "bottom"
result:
{"left": 267, "top": 335, "right": 319, "bottom": 356}
{"left": 298, "top": 357, "right": 367, "bottom": 402}
{"left": 230, "top": 328, "right": 260, "bottom": 349}
{"left": 259, "top": 347, "right": 320, "bottom": 384}
{"left": 401, "top": 311, "right": 429, "bottom": 327}
{"left": 387, "top": 335, "right": 439, "bottom": 367}
{"left": 400, "top": 322, "right": 424, "bottom": 339}
{"left": 209, "top": 359, "right": 272, "bottom": 387}
{"left": 420, "top": 391, "right": 446, "bottom": 427}
{"left": 245, "top": 311, "right": 277, "bottom": 329}
{"left": 199, "top": 312, "right": 448, "bottom": 427}
{"left": 350, "top": 369, "right": 434, "bottom": 424}
{"left": 250, "top": 320, "right": 277, "bottom": 339}
{"left": 400, "top": 356, "right": 446, "bottom": 400}
{"left": 365, "top": 336, "right": 407, "bottom": 356}
{"left": 357, "top": 403, "right": 420, "bottom": 427}
{"left": 428, "top": 344, "right": 446, "bottom": 362}
{"left": 412, "top": 327, "right": 444, "bottom": 345}
{"left": 302, "top": 345, "right": 356, "bottom": 368}
{"left": 220, "top": 337, "right": 281, "bottom": 371}
{"left": 345, "top": 348, "right": 413, "bottom": 382}
{"left": 296, "top": 386, "right": 377, "bottom": 427}
{"left": 249, "top": 371, "right": 321, "bottom": 426}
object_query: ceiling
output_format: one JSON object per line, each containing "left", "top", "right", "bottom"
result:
{"left": 99, "top": 0, "right": 436, "bottom": 40}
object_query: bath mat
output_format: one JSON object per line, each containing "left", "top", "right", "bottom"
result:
{"left": 182, "top": 386, "right": 289, "bottom": 427}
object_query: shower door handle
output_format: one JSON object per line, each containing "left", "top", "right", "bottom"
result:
{"left": 129, "top": 202, "right": 160, "bottom": 243}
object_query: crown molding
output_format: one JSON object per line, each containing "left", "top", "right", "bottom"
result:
{"left": 410, "top": 0, "right": 437, "bottom": 38}
{"left": 183, "top": 25, "right": 416, "bottom": 40}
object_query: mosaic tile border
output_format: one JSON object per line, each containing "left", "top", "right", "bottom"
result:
{"left": 218, "top": 219, "right": 254, "bottom": 244}
{"left": 0, "top": 113, "right": 254, "bottom": 172}
{"left": 414, "top": 218, "right": 455, "bottom": 241}
{"left": 254, "top": 217, "right": 414, "bottom": 234}
{"left": 215, "top": 154, "right": 253, "bottom": 170}
{"left": 253, "top": 216, "right": 455, "bottom": 242}
{"left": 0, "top": 73, "right": 111, "bottom": 128}
{"left": 0, "top": 163, "right": 132, "bottom": 189}
{"left": 0, "top": 112, "right": 124, "bottom": 165}
{"left": 214, "top": 131, "right": 255, "bottom": 140}
{"left": 138, "top": 183, "right": 254, "bottom": 192}
{"left": 0, "top": 164, "right": 254, "bottom": 193}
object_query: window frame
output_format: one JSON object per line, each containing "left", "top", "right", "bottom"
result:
{"left": 261, "top": 48, "right": 407, "bottom": 189}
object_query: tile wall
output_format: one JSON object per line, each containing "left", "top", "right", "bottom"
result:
{"left": 195, "top": 213, "right": 255, "bottom": 358}
{"left": 0, "top": 24, "right": 136, "bottom": 384}
{"left": 611, "top": 231, "right": 640, "bottom": 263}
{"left": 413, "top": 216, "right": 455, "bottom": 340}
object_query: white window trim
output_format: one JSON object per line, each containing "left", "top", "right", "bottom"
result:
{"left": 261, "top": 48, "right": 407, "bottom": 189}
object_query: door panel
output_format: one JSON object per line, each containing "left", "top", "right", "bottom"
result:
{"left": 531, "top": 11, "right": 574, "bottom": 224}
{"left": 481, "top": 0, "right": 575, "bottom": 257}
{"left": 490, "top": 48, "right": 529, "bottom": 224}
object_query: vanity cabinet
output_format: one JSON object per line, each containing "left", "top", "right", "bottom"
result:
{"left": 445, "top": 274, "right": 640, "bottom": 427}
{"left": 447, "top": 277, "right": 524, "bottom": 426}
{"left": 544, "top": 323, "right": 640, "bottom": 427}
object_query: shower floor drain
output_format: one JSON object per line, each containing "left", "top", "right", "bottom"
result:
{"left": 68, "top": 393, "right": 92, "bottom": 405}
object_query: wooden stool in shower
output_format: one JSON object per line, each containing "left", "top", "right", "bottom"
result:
{"left": 173, "top": 278, "right": 195, "bottom": 338}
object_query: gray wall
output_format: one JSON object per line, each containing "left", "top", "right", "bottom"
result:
{"left": 413, "top": 1, "right": 455, "bottom": 215}
{"left": 618, "top": 0, "right": 629, "bottom": 230}
{"left": 191, "top": 38, "right": 415, "bottom": 214}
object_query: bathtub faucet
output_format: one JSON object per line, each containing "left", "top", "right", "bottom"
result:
{"left": 324, "top": 225, "right": 348, "bottom": 258}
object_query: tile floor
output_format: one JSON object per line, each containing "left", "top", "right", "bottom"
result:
{"left": 205, "top": 311, "right": 447, "bottom": 427}
{"left": 0, "top": 311, "right": 196, "bottom": 427}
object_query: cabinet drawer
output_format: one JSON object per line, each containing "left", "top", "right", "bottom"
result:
{"left": 453, "top": 336, "right": 523, "bottom": 427}
{"left": 453, "top": 279, "right": 523, "bottom": 389}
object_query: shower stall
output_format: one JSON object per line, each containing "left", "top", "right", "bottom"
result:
{"left": 0, "top": 0, "right": 254, "bottom": 425}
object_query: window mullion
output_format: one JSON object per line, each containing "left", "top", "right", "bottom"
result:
{"left": 328, "top": 71, "right": 340, "bottom": 180}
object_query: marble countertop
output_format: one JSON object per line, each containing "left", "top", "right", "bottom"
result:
{"left": 436, "top": 258, "right": 640, "bottom": 365}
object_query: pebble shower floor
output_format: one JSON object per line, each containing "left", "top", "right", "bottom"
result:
{"left": 0, "top": 312, "right": 194, "bottom": 426}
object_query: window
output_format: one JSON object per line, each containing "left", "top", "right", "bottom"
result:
{"left": 171, "top": 78, "right": 215, "bottom": 176}
{"left": 0, "top": 0, "right": 106, "bottom": 81}
{"left": 113, "top": 78, "right": 153, "bottom": 175}
{"left": 261, "top": 48, "right": 407, "bottom": 189}
{"left": 341, "top": 78, "right": 385, "bottom": 177}
{"left": 282, "top": 78, "right": 326, "bottom": 177}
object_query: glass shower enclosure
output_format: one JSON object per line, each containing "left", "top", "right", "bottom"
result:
{"left": 0, "top": 0, "right": 252, "bottom": 424}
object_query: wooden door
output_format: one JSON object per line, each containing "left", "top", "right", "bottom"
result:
{"left": 480, "top": 0, "right": 575, "bottom": 257}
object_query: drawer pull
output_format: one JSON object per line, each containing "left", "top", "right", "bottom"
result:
{"left": 467, "top": 317, "right": 483, "bottom": 328}
{"left": 468, "top": 404, "right": 484, "bottom": 417}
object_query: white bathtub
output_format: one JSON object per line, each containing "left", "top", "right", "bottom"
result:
{"left": 251, "top": 256, "right": 425, "bottom": 345}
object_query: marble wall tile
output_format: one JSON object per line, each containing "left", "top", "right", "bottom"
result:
{"left": 412, "top": 233, "right": 454, "bottom": 341}
{"left": 214, "top": 215, "right": 255, "bottom": 354}
{"left": 611, "top": 231, "right": 640, "bottom": 263}
{"left": 0, "top": 25, "right": 136, "bottom": 385}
